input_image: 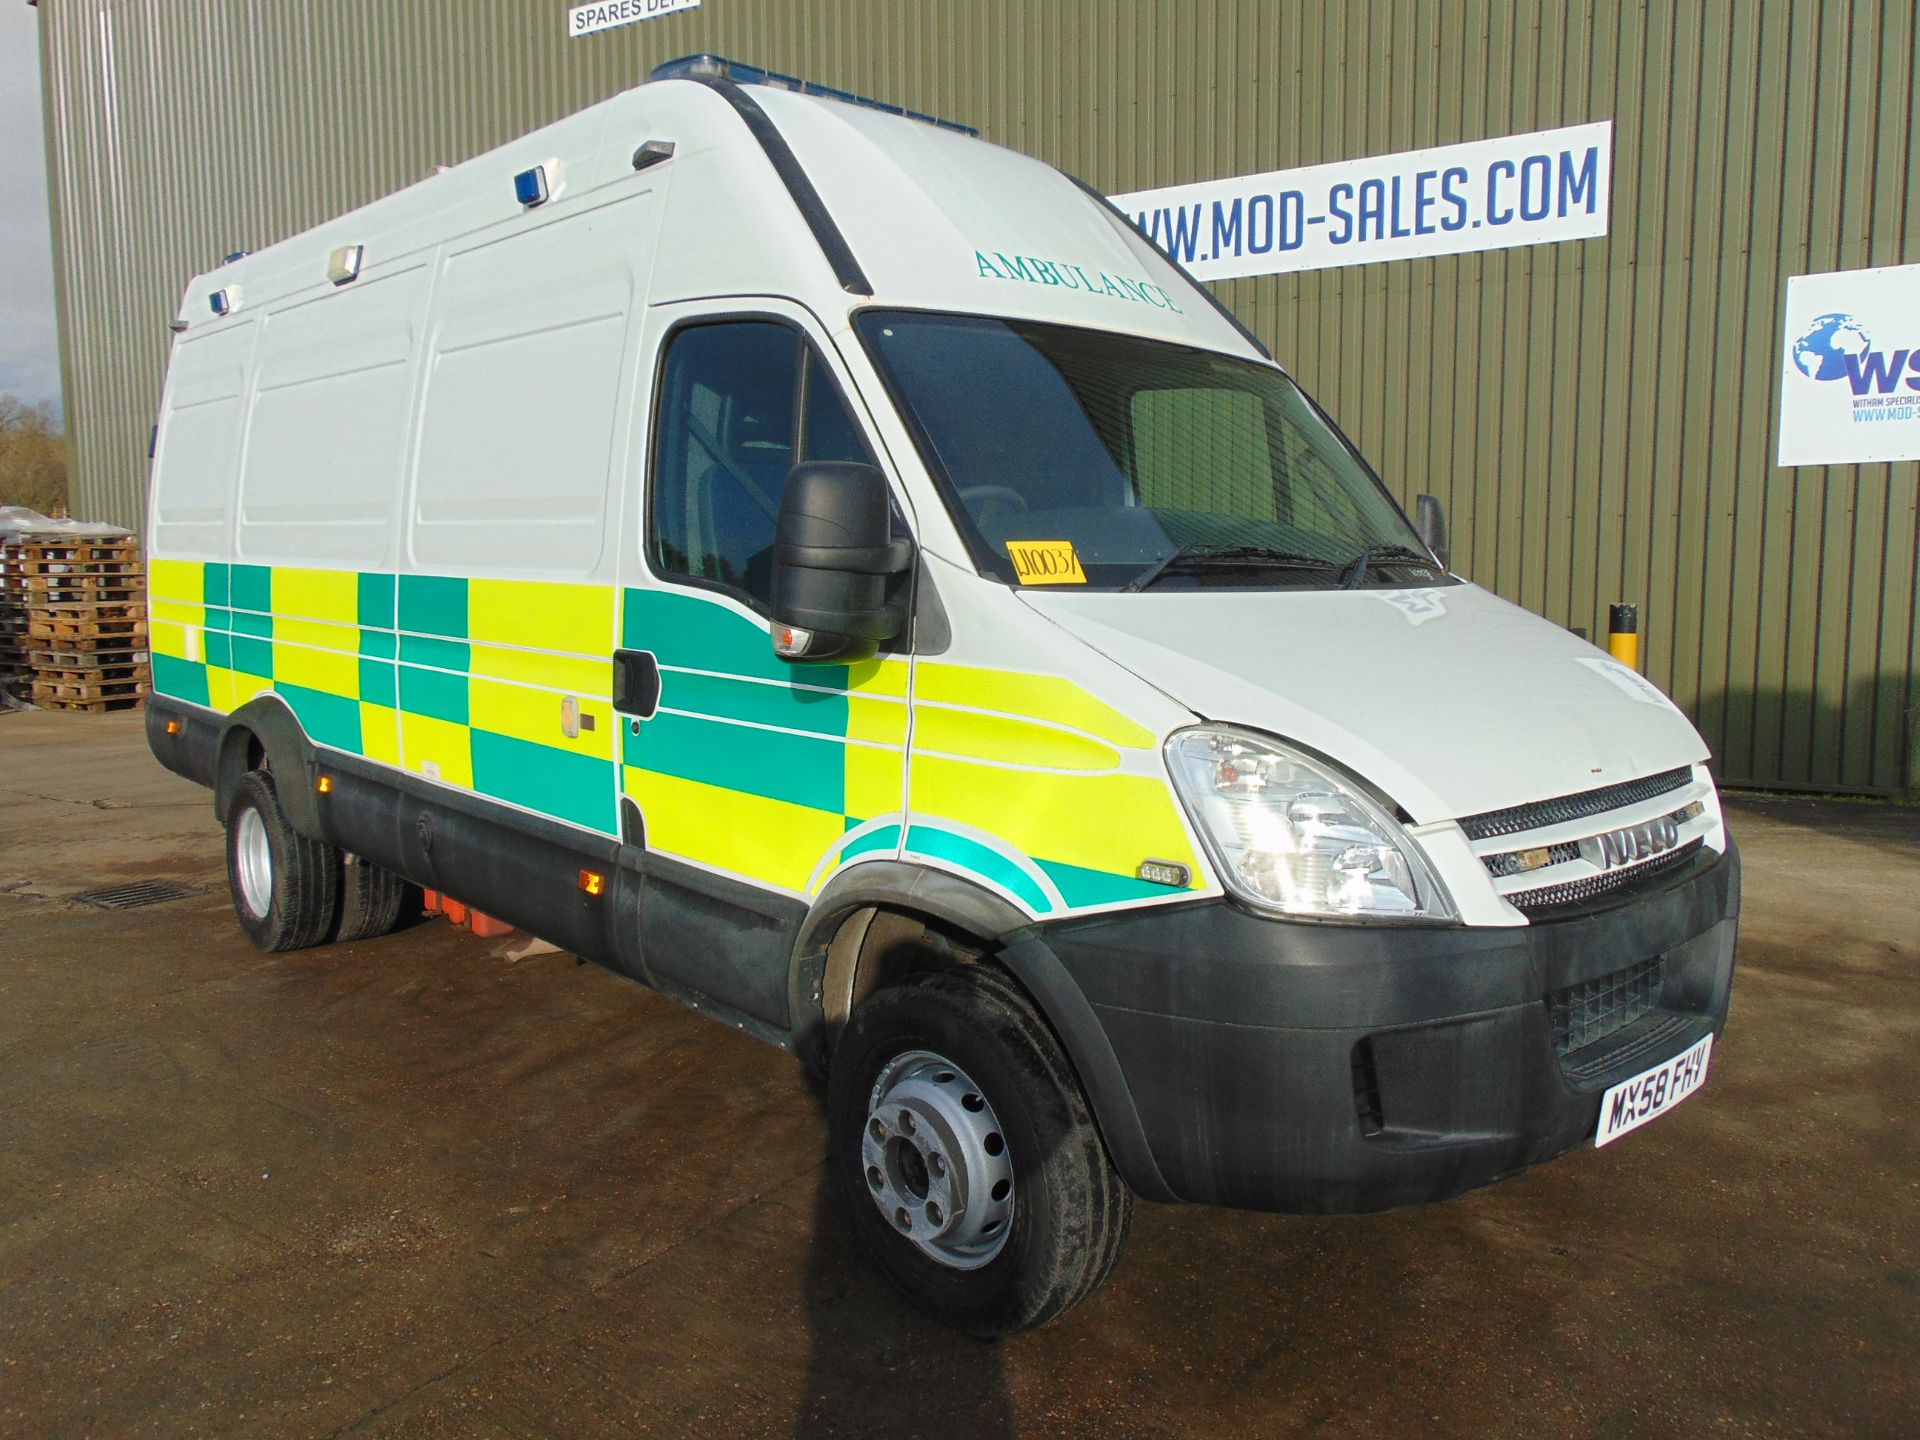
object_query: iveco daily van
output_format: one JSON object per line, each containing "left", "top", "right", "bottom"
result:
{"left": 146, "top": 56, "right": 1740, "bottom": 1335}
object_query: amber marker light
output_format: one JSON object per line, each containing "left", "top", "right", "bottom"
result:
{"left": 316, "top": 776, "right": 333, "bottom": 794}
{"left": 165, "top": 719, "right": 181, "bottom": 735}
{"left": 578, "top": 869, "right": 606, "bottom": 897}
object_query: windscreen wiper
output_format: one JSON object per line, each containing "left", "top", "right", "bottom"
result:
{"left": 1341, "top": 543, "right": 1438, "bottom": 590}
{"left": 1125, "top": 543, "right": 1345, "bottom": 593}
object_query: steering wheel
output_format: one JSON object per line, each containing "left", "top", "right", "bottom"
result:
{"left": 958, "top": 485, "right": 1030, "bottom": 529}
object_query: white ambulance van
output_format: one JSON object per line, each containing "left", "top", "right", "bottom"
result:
{"left": 146, "top": 56, "right": 1739, "bottom": 1335}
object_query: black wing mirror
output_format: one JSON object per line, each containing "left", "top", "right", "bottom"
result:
{"left": 770, "top": 462, "right": 914, "bottom": 662}
{"left": 1414, "top": 494, "right": 1450, "bottom": 572}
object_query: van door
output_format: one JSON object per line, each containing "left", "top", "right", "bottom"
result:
{"left": 612, "top": 302, "right": 912, "bottom": 1028}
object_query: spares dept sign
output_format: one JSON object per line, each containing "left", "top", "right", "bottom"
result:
{"left": 1113, "top": 121, "right": 1613, "bottom": 280}
{"left": 1778, "top": 262, "right": 1920, "bottom": 467}
{"left": 568, "top": 0, "right": 699, "bottom": 39}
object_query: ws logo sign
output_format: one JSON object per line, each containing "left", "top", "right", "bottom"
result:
{"left": 1791, "top": 314, "right": 1920, "bottom": 396}
{"left": 1778, "top": 263, "right": 1920, "bottom": 467}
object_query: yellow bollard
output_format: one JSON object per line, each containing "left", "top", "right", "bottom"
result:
{"left": 1607, "top": 603, "right": 1640, "bottom": 670}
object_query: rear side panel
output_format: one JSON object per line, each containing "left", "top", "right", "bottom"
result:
{"left": 148, "top": 561, "right": 626, "bottom": 840}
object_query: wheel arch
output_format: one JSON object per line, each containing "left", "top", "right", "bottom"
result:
{"left": 789, "top": 860, "right": 1177, "bottom": 1203}
{"left": 214, "top": 694, "right": 323, "bottom": 834}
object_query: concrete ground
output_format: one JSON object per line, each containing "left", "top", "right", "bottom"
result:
{"left": 0, "top": 709, "right": 1913, "bottom": 1440}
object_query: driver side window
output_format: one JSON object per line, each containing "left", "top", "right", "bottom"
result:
{"left": 649, "top": 320, "right": 873, "bottom": 608}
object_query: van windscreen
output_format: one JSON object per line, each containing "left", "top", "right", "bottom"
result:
{"left": 856, "top": 311, "right": 1441, "bottom": 591}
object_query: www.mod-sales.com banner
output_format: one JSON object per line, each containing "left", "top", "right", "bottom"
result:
{"left": 1112, "top": 121, "right": 1613, "bottom": 280}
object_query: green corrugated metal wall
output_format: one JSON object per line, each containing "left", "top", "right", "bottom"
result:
{"left": 35, "top": 0, "right": 1920, "bottom": 794}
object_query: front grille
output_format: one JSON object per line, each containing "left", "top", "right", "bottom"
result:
{"left": 1459, "top": 766, "right": 1692, "bottom": 841}
{"left": 1551, "top": 956, "right": 1665, "bottom": 1056}
{"left": 1482, "top": 801, "right": 1703, "bottom": 880}
{"left": 1561, "top": 1013, "right": 1697, "bottom": 1086}
{"left": 1483, "top": 840, "right": 1581, "bottom": 878}
{"left": 1511, "top": 839, "right": 1703, "bottom": 912}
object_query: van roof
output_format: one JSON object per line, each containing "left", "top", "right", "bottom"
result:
{"left": 175, "top": 66, "right": 1262, "bottom": 361}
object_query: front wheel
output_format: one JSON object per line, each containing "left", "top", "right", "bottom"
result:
{"left": 827, "top": 964, "right": 1132, "bottom": 1336}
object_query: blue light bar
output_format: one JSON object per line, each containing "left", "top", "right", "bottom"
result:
{"left": 514, "top": 166, "right": 549, "bottom": 207}
{"left": 650, "top": 54, "right": 978, "bottom": 136}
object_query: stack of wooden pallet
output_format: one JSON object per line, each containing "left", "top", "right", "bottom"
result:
{"left": 0, "top": 546, "right": 26, "bottom": 702}
{"left": 0, "top": 534, "right": 150, "bottom": 713}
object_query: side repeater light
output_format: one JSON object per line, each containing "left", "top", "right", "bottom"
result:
{"left": 1137, "top": 858, "right": 1191, "bottom": 888}
{"left": 578, "top": 869, "right": 606, "bottom": 898}
{"left": 772, "top": 623, "right": 814, "bottom": 659}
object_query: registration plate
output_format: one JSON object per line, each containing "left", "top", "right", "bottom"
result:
{"left": 1594, "top": 1033, "right": 1713, "bottom": 1148}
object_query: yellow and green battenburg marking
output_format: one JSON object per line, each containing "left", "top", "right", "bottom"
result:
{"left": 151, "top": 560, "right": 620, "bottom": 833}
{"left": 149, "top": 563, "right": 1205, "bottom": 915}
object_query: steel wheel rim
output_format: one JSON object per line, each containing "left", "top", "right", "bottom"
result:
{"left": 235, "top": 806, "right": 273, "bottom": 918}
{"left": 862, "top": 1048, "right": 1015, "bottom": 1270}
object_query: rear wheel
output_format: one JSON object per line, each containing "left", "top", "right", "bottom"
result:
{"left": 225, "top": 768, "right": 341, "bottom": 952}
{"left": 332, "top": 854, "right": 412, "bottom": 943}
{"left": 827, "top": 964, "right": 1132, "bottom": 1336}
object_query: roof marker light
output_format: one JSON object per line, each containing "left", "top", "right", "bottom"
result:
{"left": 631, "top": 139, "right": 675, "bottom": 172}
{"left": 513, "top": 165, "right": 549, "bottom": 207}
{"left": 209, "top": 286, "right": 240, "bottom": 316}
{"left": 327, "top": 244, "right": 364, "bottom": 285}
{"left": 224, "top": 250, "right": 250, "bottom": 264}
{"left": 649, "top": 54, "right": 979, "bottom": 136}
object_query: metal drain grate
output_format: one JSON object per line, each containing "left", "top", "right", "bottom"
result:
{"left": 71, "top": 880, "right": 200, "bottom": 910}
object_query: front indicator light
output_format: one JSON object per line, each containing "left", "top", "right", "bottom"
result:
{"left": 1165, "top": 727, "right": 1454, "bottom": 921}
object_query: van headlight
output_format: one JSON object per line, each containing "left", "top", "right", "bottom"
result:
{"left": 1166, "top": 727, "right": 1455, "bottom": 921}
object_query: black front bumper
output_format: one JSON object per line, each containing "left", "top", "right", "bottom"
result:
{"left": 1014, "top": 840, "right": 1740, "bottom": 1214}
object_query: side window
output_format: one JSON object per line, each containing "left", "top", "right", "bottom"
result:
{"left": 649, "top": 321, "right": 874, "bottom": 608}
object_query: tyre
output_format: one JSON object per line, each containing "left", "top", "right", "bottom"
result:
{"left": 225, "top": 768, "right": 341, "bottom": 952}
{"left": 332, "top": 853, "right": 412, "bottom": 943}
{"left": 827, "top": 964, "right": 1132, "bottom": 1336}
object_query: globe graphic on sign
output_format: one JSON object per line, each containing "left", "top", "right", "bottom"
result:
{"left": 1792, "top": 312, "right": 1872, "bottom": 381}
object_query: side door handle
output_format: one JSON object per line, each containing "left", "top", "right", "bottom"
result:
{"left": 613, "top": 649, "right": 660, "bottom": 718}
